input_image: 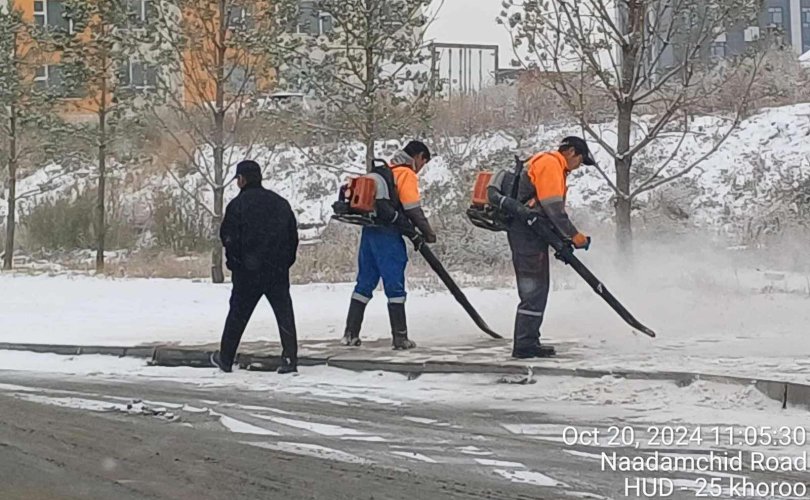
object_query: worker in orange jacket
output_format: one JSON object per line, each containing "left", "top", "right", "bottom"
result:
{"left": 341, "top": 141, "right": 436, "bottom": 350}
{"left": 508, "top": 136, "right": 594, "bottom": 358}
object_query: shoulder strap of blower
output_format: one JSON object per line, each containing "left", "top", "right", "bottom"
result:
{"left": 369, "top": 159, "right": 418, "bottom": 236}
{"left": 510, "top": 155, "right": 524, "bottom": 198}
{"left": 486, "top": 155, "right": 525, "bottom": 207}
{"left": 369, "top": 159, "right": 401, "bottom": 209}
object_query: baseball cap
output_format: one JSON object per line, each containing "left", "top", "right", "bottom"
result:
{"left": 233, "top": 160, "right": 261, "bottom": 180}
{"left": 560, "top": 136, "right": 595, "bottom": 166}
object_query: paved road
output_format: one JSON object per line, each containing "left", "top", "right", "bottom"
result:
{"left": 0, "top": 369, "right": 806, "bottom": 500}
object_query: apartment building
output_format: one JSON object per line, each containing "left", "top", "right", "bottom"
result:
{"left": 3, "top": 0, "right": 288, "bottom": 118}
{"left": 709, "top": 0, "right": 810, "bottom": 58}
{"left": 2, "top": 0, "right": 163, "bottom": 118}
{"left": 760, "top": 0, "right": 810, "bottom": 54}
{"left": 653, "top": 0, "right": 810, "bottom": 69}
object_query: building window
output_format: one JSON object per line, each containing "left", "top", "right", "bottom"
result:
{"left": 119, "top": 60, "right": 158, "bottom": 93}
{"left": 228, "top": 5, "right": 254, "bottom": 30}
{"left": 319, "top": 12, "right": 333, "bottom": 34}
{"left": 33, "top": 65, "right": 82, "bottom": 98}
{"left": 710, "top": 42, "right": 727, "bottom": 58}
{"left": 297, "top": 1, "right": 317, "bottom": 35}
{"left": 34, "top": 65, "right": 48, "bottom": 87}
{"left": 380, "top": 2, "right": 405, "bottom": 30}
{"left": 803, "top": 8, "right": 810, "bottom": 27}
{"left": 126, "top": 0, "right": 150, "bottom": 27}
{"left": 34, "top": 0, "right": 76, "bottom": 33}
{"left": 34, "top": 0, "right": 45, "bottom": 26}
{"left": 768, "top": 7, "right": 784, "bottom": 27}
{"left": 297, "top": 1, "right": 333, "bottom": 35}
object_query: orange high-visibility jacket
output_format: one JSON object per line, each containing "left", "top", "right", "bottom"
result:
{"left": 524, "top": 151, "right": 580, "bottom": 240}
{"left": 391, "top": 165, "right": 421, "bottom": 210}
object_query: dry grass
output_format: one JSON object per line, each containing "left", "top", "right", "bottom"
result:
{"left": 112, "top": 250, "right": 210, "bottom": 279}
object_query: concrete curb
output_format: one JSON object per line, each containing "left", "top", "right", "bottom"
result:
{"left": 0, "top": 342, "right": 156, "bottom": 358}
{"left": 1, "top": 342, "right": 809, "bottom": 410}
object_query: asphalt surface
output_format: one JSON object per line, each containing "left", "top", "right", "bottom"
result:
{"left": 0, "top": 369, "right": 806, "bottom": 500}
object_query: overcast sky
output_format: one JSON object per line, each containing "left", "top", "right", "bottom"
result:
{"left": 425, "top": 0, "right": 516, "bottom": 65}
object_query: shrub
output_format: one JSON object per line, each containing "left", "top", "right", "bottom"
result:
{"left": 149, "top": 188, "right": 212, "bottom": 254}
{"left": 22, "top": 188, "right": 136, "bottom": 251}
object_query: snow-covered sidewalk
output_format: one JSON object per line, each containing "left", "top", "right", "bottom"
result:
{"left": 1, "top": 269, "right": 809, "bottom": 383}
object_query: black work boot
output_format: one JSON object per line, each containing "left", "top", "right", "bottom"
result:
{"left": 388, "top": 303, "right": 416, "bottom": 350}
{"left": 534, "top": 342, "right": 556, "bottom": 357}
{"left": 511, "top": 313, "right": 555, "bottom": 358}
{"left": 512, "top": 343, "right": 556, "bottom": 359}
{"left": 277, "top": 356, "right": 298, "bottom": 374}
{"left": 340, "top": 298, "right": 366, "bottom": 347}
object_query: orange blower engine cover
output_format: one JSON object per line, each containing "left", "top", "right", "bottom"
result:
{"left": 347, "top": 176, "right": 377, "bottom": 213}
{"left": 471, "top": 172, "right": 493, "bottom": 208}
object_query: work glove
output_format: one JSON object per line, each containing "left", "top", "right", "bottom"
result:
{"left": 410, "top": 234, "right": 425, "bottom": 251}
{"left": 423, "top": 232, "right": 437, "bottom": 244}
{"left": 572, "top": 233, "right": 591, "bottom": 251}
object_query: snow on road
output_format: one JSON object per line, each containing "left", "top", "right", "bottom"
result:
{"left": 1, "top": 348, "right": 807, "bottom": 494}
{"left": 0, "top": 351, "right": 807, "bottom": 431}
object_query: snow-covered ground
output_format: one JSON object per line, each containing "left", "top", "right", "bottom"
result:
{"left": 2, "top": 241, "right": 809, "bottom": 384}
{"left": 6, "top": 103, "right": 810, "bottom": 240}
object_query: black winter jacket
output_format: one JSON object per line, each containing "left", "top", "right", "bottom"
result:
{"left": 220, "top": 184, "right": 299, "bottom": 274}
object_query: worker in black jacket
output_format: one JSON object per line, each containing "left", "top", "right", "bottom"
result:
{"left": 211, "top": 160, "right": 300, "bottom": 374}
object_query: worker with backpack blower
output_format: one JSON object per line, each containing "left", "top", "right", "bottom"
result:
{"left": 340, "top": 141, "right": 436, "bottom": 350}
{"left": 502, "top": 137, "right": 595, "bottom": 358}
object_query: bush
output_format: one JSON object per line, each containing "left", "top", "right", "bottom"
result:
{"left": 149, "top": 189, "right": 212, "bottom": 254}
{"left": 23, "top": 193, "right": 94, "bottom": 250}
{"left": 22, "top": 188, "right": 136, "bottom": 251}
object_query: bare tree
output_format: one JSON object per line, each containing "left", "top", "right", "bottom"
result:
{"left": 501, "top": 0, "right": 765, "bottom": 253}
{"left": 0, "top": 5, "right": 24, "bottom": 270}
{"left": 284, "top": 0, "right": 436, "bottom": 171}
{"left": 0, "top": 2, "right": 79, "bottom": 270}
{"left": 151, "top": 0, "right": 295, "bottom": 283}
{"left": 45, "top": 0, "right": 159, "bottom": 273}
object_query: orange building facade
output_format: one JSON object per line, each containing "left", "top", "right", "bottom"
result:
{"left": 3, "top": 0, "right": 277, "bottom": 118}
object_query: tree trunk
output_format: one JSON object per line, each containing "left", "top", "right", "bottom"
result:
{"left": 211, "top": 0, "right": 226, "bottom": 284}
{"left": 364, "top": 131, "right": 374, "bottom": 172}
{"left": 364, "top": 43, "right": 375, "bottom": 172}
{"left": 615, "top": 103, "right": 633, "bottom": 256}
{"left": 615, "top": 0, "right": 638, "bottom": 258}
{"left": 211, "top": 157, "right": 224, "bottom": 284}
{"left": 212, "top": 113, "right": 224, "bottom": 284}
{"left": 96, "top": 85, "right": 107, "bottom": 274}
{"left": 3, "top": 104, "right": 17, "bottom": 271}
